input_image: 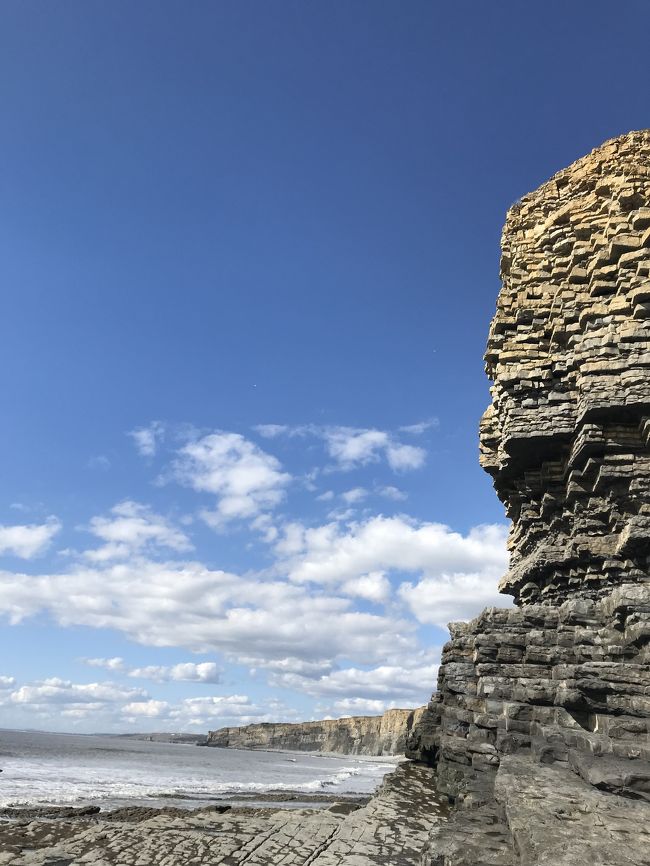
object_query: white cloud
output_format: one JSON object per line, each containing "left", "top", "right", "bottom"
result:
{"left": 398, "top": 419, "right": 439, "bottom": 435}
{"left": 244, "top": 657, "right": 335, "bottom": 678}
{"left": 172, "top": 432, "right": 291, "bottom": 527}
{"left": 316, "top": 490, "right": 335, "bottom": 502}
{"left": 84, "top": 501, "right": 192, "bottom": 562}
{"left": 129, "top": 421, "right": 165, "bottom": 457}
{"left": 399, "top": 570, "right": 511, "bottom": 629}
{"left": 330, "top": 697, "right": 407, "bottom": 716}
{"left": 170, "top": 694, "right": 257, "bottom": 721}
{"left": 251, "top": 422, "right": 429, "bottom": 473}
{"left": 122, "top": 699, "right": 169, "bottom": 718}
{"left": 81, "top": 657, "right": 222, "bottom": 684}
{"left": 84, "top": 657, "right": 125, "bottom": 671}
{"left": 0, "top": 671, "right": 296, "bottom": 732}
{"left": 128, "top": 662, "right": 222, "bottom": 684}
{"left": 377, "top": 486, "right": 407, "bottom": 501}
{"left": 310, "top": 662, "right": 438, "bottom": 701}
{"left": 0, "top": 517, "right": 61, "bottom": 559}
{"left": 0, "top": 557, "right": 414, "bottom": 668}
{"left": 283, "top": 517, "right": 508, "bottom": 598}
{"left": 253, "top": 424, "right": 290, "bottom": 438}
{"left": 10, "top": 678, "right": 145, "bottom": 706}
{"left": 320, "top": 425, "right": 427, "bottom": 472}
{"left": 385, "top": 443, "right": 426, "bottom": 471}
{"left": 341, "top": 571, "right": 391, "bottom": 603}
{"left": 325, "top": 428, "right": 389, "bottom": 469}
{"left": 341, "top": 487, "right": 367, "bottom": 504}
{"left": 271, "top": 652, "right": 438, "bottom": 710}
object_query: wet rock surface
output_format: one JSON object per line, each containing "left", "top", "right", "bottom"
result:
{"left": 0, "top": 763, "right": 444, "bottom": 865}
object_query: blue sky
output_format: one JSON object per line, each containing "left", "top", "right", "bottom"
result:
{"left": 0, "top": 1, "right": 648, "bottom": 732}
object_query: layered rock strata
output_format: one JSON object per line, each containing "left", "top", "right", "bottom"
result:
{"left": 416, "top": 131, "right": 650, "bottom": 865}
{"left": 207, "top": 707, "right": 424, "bottom": 756}
{"left": 480, "top": 129, "right": 650, "bottom": 606}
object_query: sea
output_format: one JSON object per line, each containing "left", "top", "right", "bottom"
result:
{"left": 0, "top": 730, "right": 399, "bottom": 810}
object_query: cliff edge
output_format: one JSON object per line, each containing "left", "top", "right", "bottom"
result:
{"left": 207, "top": 707, "right": 425, "bottom": 756}
{"left": 413, "top": 131, "right": 650, "bottom": 866}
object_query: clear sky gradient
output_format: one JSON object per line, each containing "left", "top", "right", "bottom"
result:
{"left": 1, "top": 1, "right": 649, "bottom": 732}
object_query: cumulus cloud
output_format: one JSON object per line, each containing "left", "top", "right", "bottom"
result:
{"left": 172, "top": 432, "right": 291, "bottom": 527}
{"left": 128, "top": 662, "right": 222, "bottom": 684}
{"left": 0, "top": 556, "right": 414, "bottom": 668}
{"left": 399, "top": 570, "right": 511, "bottom": 629}
{"left": 252, "top": 422, "right": 430, "bottom": 473}
{"left": 120, "top": 694, "right": 278, "bottom": 729}
{"left": 253, "top": 424, "right": 289, "bottom": 438}
{"left": 341, "top": 487, "right": 368, "bottom": 504}
{"left": 80, "top": 658, "right": 221, "bottom": 684}
{"left": 377, "top": 486, "right": 407, "bottom": 501}
{"left": 129, "top": 421, "right": 165, "bottom": 457}
{"left": 341, "top": 572, "right": 391, "bottom": 603}
{"left": 122, "top": 699, "right": 169, "bottom": 718}
{"left": 243, "top": 657, "right": 335, "bottom": 678}
{"left": 323, "top": 427, "right": 425, "bottom": 471}
{"left": 283, "top": 515, "right": 508, "bottom": 589}
{"left": 329, "top": 698, "right": 401, "bottom": 715}
{"left": 10, "top": 678, "right": 145, "bottom": 707}
{"left": 0, "top": 671, "right": 292, "bottom": 731}
{"left": 84, "top": 657, "right": 125, "bottom": 671}
{"left": 0, "top": 517, "right": 61, "bottom": 559}
{"left": 85, "top": 501, "right": 192, "bottom": 562}
{"left": 269, "top": 653, "right": 438, "bottom": 707}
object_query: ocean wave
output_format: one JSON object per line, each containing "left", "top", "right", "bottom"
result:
{"left": 0, "top": 731, "right": 393, "bottom": 808}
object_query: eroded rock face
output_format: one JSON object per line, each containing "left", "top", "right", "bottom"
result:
{"left": 207, "top": 707, "right": 425, "bottom": 756}
{"left": 480, "top": 130, "right": 650, "bottom": 605}
{"left": 421, "top": 132, "right": 650, "bottom": 865}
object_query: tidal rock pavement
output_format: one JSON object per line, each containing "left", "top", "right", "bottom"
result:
{"left": 0, "top": 763, "right": 445, "bottom": 866}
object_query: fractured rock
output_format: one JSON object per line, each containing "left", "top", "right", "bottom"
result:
{"left": 421, "top": 131, "right": 650, "bottom": 866}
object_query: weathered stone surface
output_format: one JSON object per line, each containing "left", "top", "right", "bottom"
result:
{"left": 207, "top": 707, "right": 425, "bottom": 756}
{"left": 480, "top": 129, "right": 650, "bottom": 606}
{"left": 422, "top": 131, "right": 650, "bottom": 865}
{"left": 0, "top": 762, "right": 445, "bottom": 865}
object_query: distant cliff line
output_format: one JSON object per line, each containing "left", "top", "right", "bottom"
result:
{"left": 206, "top": 707, "right": 426, "bottom": 756}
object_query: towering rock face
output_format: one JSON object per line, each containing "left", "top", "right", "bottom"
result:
{"left": 418, "top": 133, "right": 650, "bottom": 865}
{"left": 480, "top": 130, "right": 650, "bottom": 606}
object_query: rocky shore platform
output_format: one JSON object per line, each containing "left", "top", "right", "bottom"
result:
{"left": 0, "top": 762, "right": 445, "bottom": 865}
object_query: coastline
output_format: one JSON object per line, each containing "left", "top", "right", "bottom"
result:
{"left": 0, "top": 762, "right": 446, "bottom": 866}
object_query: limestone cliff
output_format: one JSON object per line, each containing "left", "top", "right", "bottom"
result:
{"left": 415, "top": 131, "right": 650, "bottom": 866}
{"left": 207, "top": 707, "right": 425, "bottom": 756}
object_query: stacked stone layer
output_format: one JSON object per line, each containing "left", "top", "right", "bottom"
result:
{"left": 413, "top": 131, "right": 650, "bottom": 865}
{"left": 480, "top": 130, "right": 650, "bottom": 604}
{"left": 432, "top": 583, "right": 649, "bottom": 805}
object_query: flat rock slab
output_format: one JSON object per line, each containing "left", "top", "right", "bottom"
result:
{"left": 0, "top": 763, "right": 446, "bottom": 866}
{"left": 495, "top": 755, "right": 650, "bottom": 866}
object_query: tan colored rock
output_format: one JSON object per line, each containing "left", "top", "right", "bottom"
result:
{"left": 207, "top": 707, "right": 426, "bottom": 755}
{"left": 480, "top": 130, "right": 650, "bottom": 605}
